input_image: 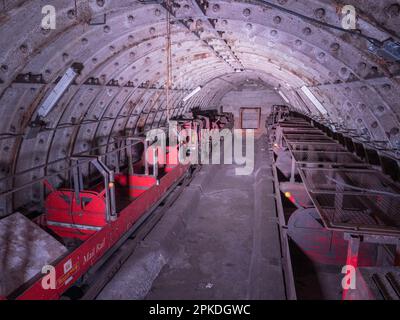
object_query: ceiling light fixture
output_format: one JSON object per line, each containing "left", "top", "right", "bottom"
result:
{"left": 37, "top": 63, "right": 83, "bottom": 118}
{"left": 300, "top": 86, "right": 328, "bottom": 115}
{"left": 183, "top": 86, "right": 202, "bottom": 102}
{"left": 278, "top": 90, "right": 290, "bottom": 104}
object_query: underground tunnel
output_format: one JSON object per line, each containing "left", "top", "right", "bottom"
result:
{"left": 0, "top": 0, "right": 400, "bottom": 303}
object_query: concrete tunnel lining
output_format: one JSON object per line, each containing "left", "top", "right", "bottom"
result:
{"left": 0, "top": 0, "right": 400, "bottom": 302}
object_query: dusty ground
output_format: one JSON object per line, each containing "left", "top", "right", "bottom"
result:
{"left": 98, "top": 137, "right": 287, "bottom": 300}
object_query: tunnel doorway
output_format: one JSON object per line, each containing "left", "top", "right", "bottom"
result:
{"left": 240, "top": 108, "right": 261, "bottom": 129}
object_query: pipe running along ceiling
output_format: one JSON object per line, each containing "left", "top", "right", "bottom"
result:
{"left": 0, "top": 0, "right": 400, "bottom": 213}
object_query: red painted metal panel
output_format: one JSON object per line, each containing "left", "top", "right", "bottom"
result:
{"left": 45, "top": 190, "right": 107, "bottom": 240}
{"left": 165, "top": 146, "right": 179, "bottom": 172}
{"left": 16, "top": 164, "right": 190, "bottom": 300}
{"left": 128, "top": 175, "right": 157, "bottom": 199}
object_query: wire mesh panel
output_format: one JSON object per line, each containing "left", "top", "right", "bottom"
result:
{"left": 280, "top": 119, "right": 309, "bottom": 124}
{"left": 299, "top": 168, "right": 400, "bottom": 195}
{"left": 292, "top": 151, "right": 365, "bottom": 165}
{"left": 311, "top": 193, "right": 400, "bottom": 236}
{"left": 279, "top": 123, "right": 312, "bottom": 128}
{"left": 280, "top": 117, "right": 400, "bottom": 236}
{"left": 288, "top": 142, "right": 346, "bottom": 152}
{"left": 284, "top": 134, "right": 333, "bottom": 142}
{"left": 285, "top": 133, "right": 328, "bottom": 138}
{"left": 282, "top": 128, "right": 322, "bottom": 134}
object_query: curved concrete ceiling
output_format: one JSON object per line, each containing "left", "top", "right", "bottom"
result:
{"left": 0, "top": 0, "right": 400, "bottom": 211}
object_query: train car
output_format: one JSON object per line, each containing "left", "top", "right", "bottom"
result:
{"left": 0, "top": 118, "right": 213, "bottom": 300}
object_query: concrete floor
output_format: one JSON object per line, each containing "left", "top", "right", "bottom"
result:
{"left": 98, "top": 137, "right": 287, "bottom": 300}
